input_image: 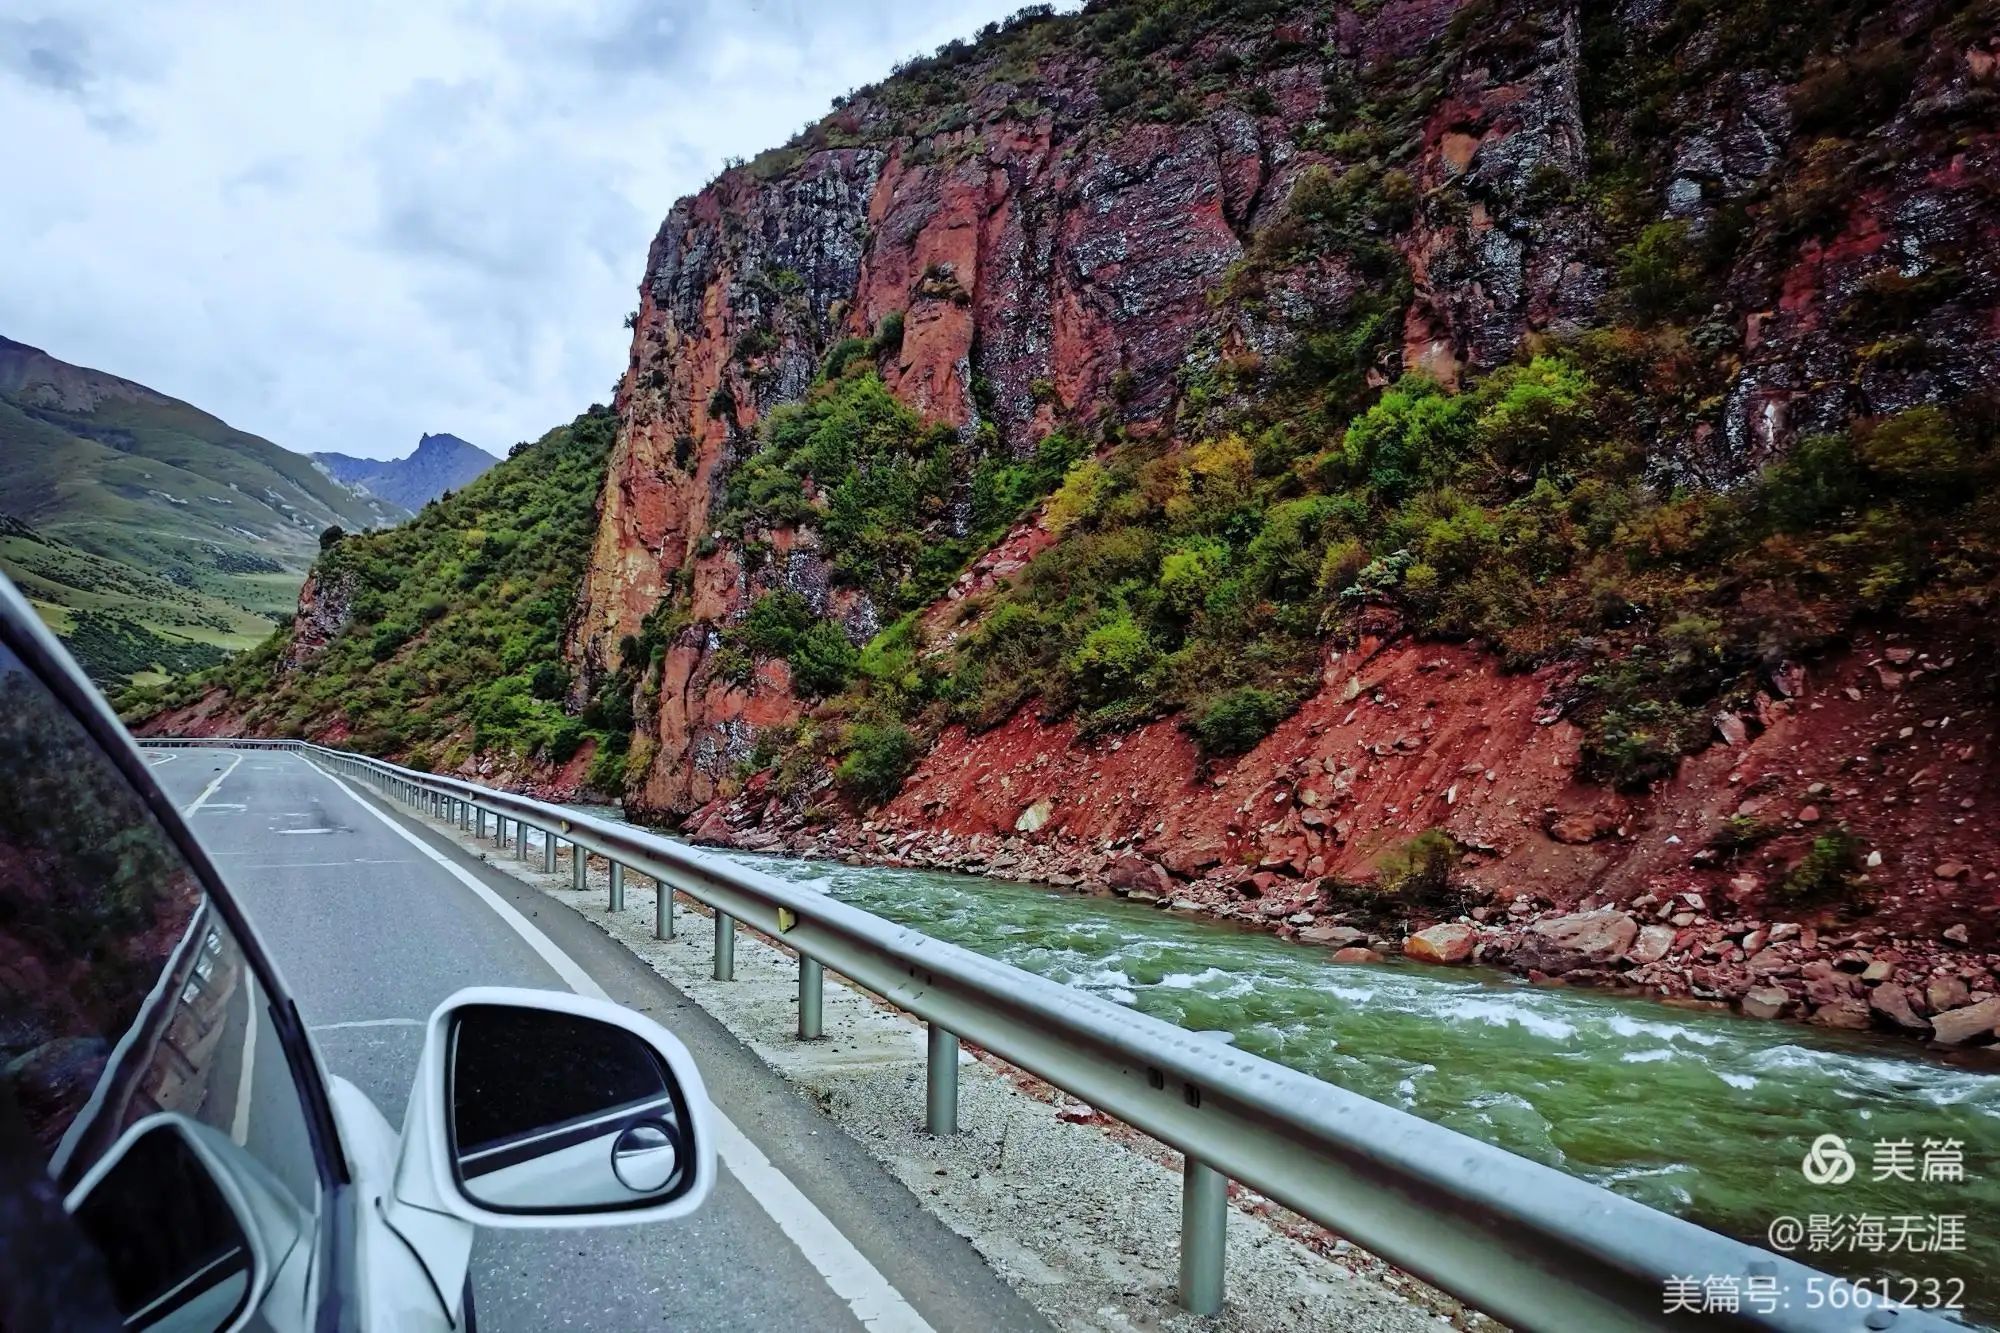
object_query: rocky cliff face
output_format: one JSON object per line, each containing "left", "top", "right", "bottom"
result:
{"left": 578, "top": 0, "right": 2000, "bottom": 823}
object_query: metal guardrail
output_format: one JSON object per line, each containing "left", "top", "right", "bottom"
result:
{"left": 143, "top": 736, "right": 1956, "bottom": 1332}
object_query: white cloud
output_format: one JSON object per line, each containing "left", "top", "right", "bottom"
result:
{"left": 0, "top": 0, "right": 1066, "bottom": 459}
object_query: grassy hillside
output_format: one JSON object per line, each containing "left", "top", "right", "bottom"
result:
{"left": 122, "top": 407, "right": 622, "bottom": 780}
{"left": 0, "top": 336, "right": 404, "bottom": 684}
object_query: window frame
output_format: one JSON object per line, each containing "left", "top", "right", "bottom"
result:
{"left": 0, "top": 579, "right": 361, "bottom": 1331}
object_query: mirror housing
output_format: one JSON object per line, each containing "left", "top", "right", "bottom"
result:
{"left": 65, "top": 1114, "right": 309, "bottom": 1333}
{"left": 392, "top": 987, "right": 715, "bottom": 1230}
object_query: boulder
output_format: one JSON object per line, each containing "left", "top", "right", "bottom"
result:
{"left": 1404, "top": 923, "right": 1476, "bottom": 965}
{"left": 1014, "top": 798, "right": 1054, "bottom": 834}
{"left": 1299, "top": 925, "right": 1367, "bottom": 948}
{"left": 1104, "top": 853, "right": 1172, "bottom": 897}
{"left": 1926, "top": 974, "right": 1971, "bottom": 1012}
{"left": 1547, "top": 809, "right": 1620, "bottom": 845}
{"left": 1800, "top": 959, "right": 1863, "bottom": 1007}
{"left": 1810, "top": 999, "right": 1872, "bottom": 1030}
{"left": 1331, "top": 946, "right": 1384, "bottom": 964}
{"left": 1627, "top": 923, "right": 1678, "bottom": 965}
{"left": 1740, "top": 986, "right": 1792, "bottom": 1020}
{"left": 1514, "top": 909, "right": 1640, "bottom": 974}
{"left": 1930, "top": 997, "right": 2000, "bottom": 1046}
{"left": 1869, "top": 984, "right": 1930, "bottom": 1033}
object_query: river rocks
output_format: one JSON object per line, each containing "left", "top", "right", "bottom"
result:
{"left": 1934, "top": 861, "right": 1971, "bottom": 881}
{"left": 1926, "top": 974, "right": 1971, "bottom": 1012}
{"left": 1103, "top": 853, "right": 1172, "bottom": 897}
{"left": 1299, "top": 925, "right": 1367, "bottom": 948}
{"left": 1741, "top": 986, "right": 1792, "bottom": 1020}
{"left": 1870, "top": 984, "right": 1930, "bottom": 1033}
{"left": 1800, "top": 959, "right": 1863, "bottom": 1006}
{"left": 1404, "top": 923, "right": 1476, "bottom": 964}
{"left": 1513, "top": 909, "right": 1639, "bottom": 974}
{"left": 1331, "top": 946, "right": 1384, "bottom": 964}
{"left": 1627, "top": 923, "right": 1677, "bottom": 965}
{"left": 1810, "top": 999, "right": 1872, "bottom": 1030}
{"left": 1930, "top": 997, "right": 2000, "bottom": 1046}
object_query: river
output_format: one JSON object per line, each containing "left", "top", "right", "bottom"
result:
{"left": 691, "top": 846, "right": 2000, "bottom": 1325}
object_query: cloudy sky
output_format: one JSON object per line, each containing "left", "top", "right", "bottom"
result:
{"left": 0, "top": 1, "right": 1063, "bottom": 460}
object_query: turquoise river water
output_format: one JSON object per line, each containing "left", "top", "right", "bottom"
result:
{"left": 686, "top": 846, "right": 2000, "bottom": 1324}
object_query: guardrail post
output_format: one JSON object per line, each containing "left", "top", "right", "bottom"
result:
{"left": 517, "top": 823, "right": 529, "bottom": 861}
{"left": 542, "top": 832, "right": 556, "bottom": 873}
{"left": 655, "top": 880, "right": 674, "bottom": 939}
{"left": 571, "top": 842, "right": 587, "bottom": 891}
{"left": 926, "top": 1025, "right": 958, "bottom": 1134}
{"left": 474, "top": 808, "right": 485, "bottom": 839}
{"left": 798, "top": 957, "right": 823, "bottom": 1040}
{"left": 713, "top": 913, "right": 735, "bottom": 981}
{"left": 608, "top": 862, "right": 624, "bottom": 912}
{"left": 1179, "top": 1158, "right": 1226, "bottom": 1315}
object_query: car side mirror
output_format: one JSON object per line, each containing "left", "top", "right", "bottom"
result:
{"left": 65, "top": 1115, "right": 308, "bottom": 1332}
{"left": 393, "top": 987, "right": 715, "bottom": 1229}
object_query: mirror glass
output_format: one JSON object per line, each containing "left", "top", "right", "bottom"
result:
{"left": 69, "top": 1123, "right": 254, "bottom": 1332}
{"left": 448, "top": 1004, "right": 692, "bottom": 1214}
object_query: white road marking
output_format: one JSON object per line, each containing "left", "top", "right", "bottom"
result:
{"left": 231, "top": 987, "right": 259, "bottom": 1143}
{"left": 277, "top": 828, "right": 335, "bottom": 836}
{"left": 232, "top": 860, "right": 418, "bottom": 870}
{"left": 193, "top": 802, "right": 248, "bottom": 813}
{"left": 147, "top": 752, "right": 178, "bottom": 767}
{"left": 711, "top": 1115, "right": 937, "bottom": 1333}
{"left": 183, "top": 751, "right": 244, "bottom": 816}
{"left": 311, "top": 1017, "right": 423, "bottom": 1032}
{"left": 299, "top": 756, "right": 937, "bottom": 1333}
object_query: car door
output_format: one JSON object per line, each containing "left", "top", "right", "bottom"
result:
{"left": 0, "top": 591, "right": 360, "bottom": 1332}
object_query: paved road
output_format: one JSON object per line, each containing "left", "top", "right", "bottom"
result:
{"left": 145, "top": 746, "right": 1047, "bottom": 1333}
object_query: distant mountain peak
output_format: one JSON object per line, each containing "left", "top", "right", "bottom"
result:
{"left": 313, "top": 432, "right": 495, "bottom": 510}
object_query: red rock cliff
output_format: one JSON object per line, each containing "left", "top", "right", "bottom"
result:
{"left": 576, "top": 0, "right": 2000, "bottom": 832}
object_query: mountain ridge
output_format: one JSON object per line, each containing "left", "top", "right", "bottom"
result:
{"left": 313, "top": 432, "right": 497, "bottom": 511}
{"left": 129, "top": 0, "right": 2000, "bottom": 1040}
{"left": 0, "top": 334, "right": 402, "bottom": 683}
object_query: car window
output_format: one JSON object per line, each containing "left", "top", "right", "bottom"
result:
{"left": 0, "top": 641, "right": 322, "bottom": 1230}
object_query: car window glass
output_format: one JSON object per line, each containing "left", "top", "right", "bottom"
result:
{"left": 0, "top": 643, "right": 321, "bottom": 1215}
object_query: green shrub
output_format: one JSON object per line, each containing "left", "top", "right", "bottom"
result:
{"left": 1372, "top": 829, "right": 1460, "bottom": 907}
{"left": 1189, "top": 686, "right": 1287, "bottom": 756}
{"left": 870, "top": 310, "right": 905, "bottom": 358}
{"left": 1066, "top": 613, "right": 1157, "bottom": 708}
{"left": 835, "top": 722, "right": 920, "bottom": 803}
{"left": 1776, "top": 829, "right": 1865, "bottom": 905}
{"left": 822, "top": 336, "right": 870, "bottom": 381}
{"left": 586, "top": 736, "right": 631, "bottom": 795}
{"left": 1580, "top": 695, "right": 1705, "bottom": 790}
{"left": 1615, "top": 220, "right": 1709, "bottom": 327}
{"left": 1853, "top": 406, "right": 1973, "bottom": 492}
{"left": 1339, "top": 376, "right": 1473, "bottom": 501}
{"left": 1158, "top": 538, "right": 1227, "bottom": 616}
{"left": 1471, "top": 356, "right": 1597, "bottom": 472}
{"left": 788, "top": 620, "right": 858, "bottom": 696}
{"left": 1044, "top": 459, "right": 1117, "bottom": 535}
{"left": 737, "top": 590, "right": 815, "bottom": 656}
